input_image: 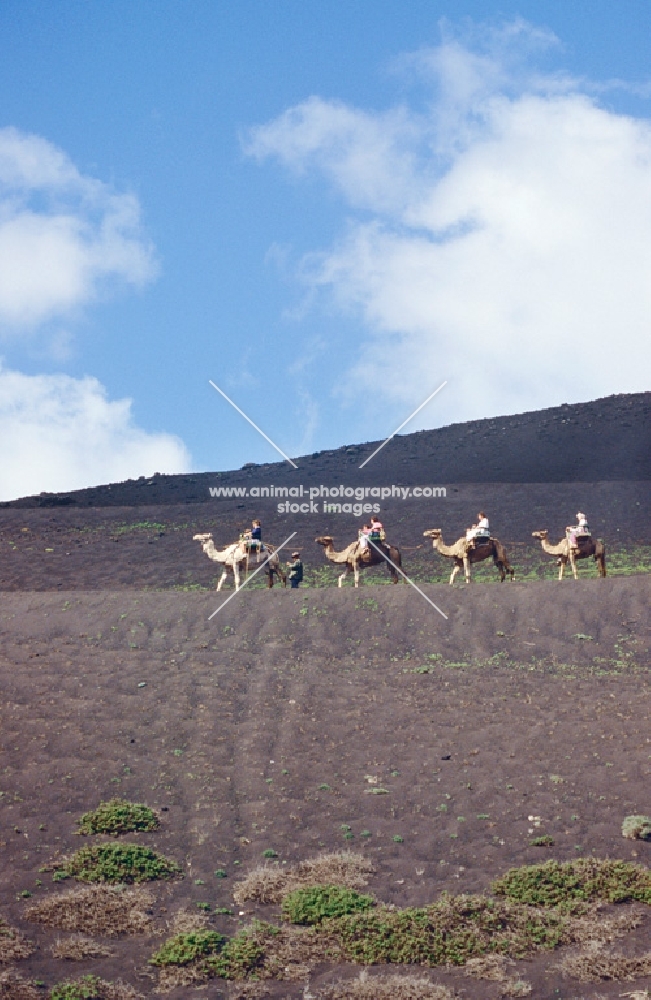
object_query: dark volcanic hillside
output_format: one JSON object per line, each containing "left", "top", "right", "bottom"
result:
{"left": 2, "top": 391, "right": 650, "bottom": 511}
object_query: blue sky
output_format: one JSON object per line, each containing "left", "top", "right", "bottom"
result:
{"left": 1, "top": 1, "right": 650, "bottom": 498}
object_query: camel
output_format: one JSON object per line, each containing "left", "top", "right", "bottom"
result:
{"left": 193, "top": 534, "right": 287, "bottom": 590}
{"left": 532, "top": 530, "right": 606, "bottom": 580}
{"left": 315, "top": 536, "right": 402, "bottom": 588}
{"left": 423, "top": 528, "right": 514, "bottom": 584}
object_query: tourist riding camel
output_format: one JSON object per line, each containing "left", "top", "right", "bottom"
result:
{"left": 532, "top": 527, "right": 606, "bottom": 580}
{"left": 423, "top": 526, "right": 514, "bottom": 584}
{"left": 193, "top": 532, "right": 286, "bottom": 589}
{"left": 315, "top": 534, "right": 402, "bottom": 588}
{"left": 241, "top": 519, "right": 263, "bottom": 563}
{"left": 566, "top": 511, "right": 590, "bottom": 550}
{"left": 465, "top": 511, "right": 491, "bottom": 549}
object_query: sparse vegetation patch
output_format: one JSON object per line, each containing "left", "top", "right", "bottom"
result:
{"left": 61, "top": 843, "right": 181, "bottom": 883}
{"left": 315, "top": 970, "right": 454, "bottom": 999}
{"left": 281, "top": 885, "right": 374, "bottom": 925}
{"left": 233, "top": 852, "right": 375, "bottom": 905}
{"left": 76, "top": 799, "right": 159, "bottom": 836}
{"left": 24, "top": 885, "right": 153, "bottom": 935}
{"left": 330, "top": 893, "right": 570, "bottom": 966}
{"left": 622, "top": 816, "right": 651, "bottom": 841}
{"left": 150, "top": 928, "right": 264, "bottom": 986}
{"left": 0, "top": 969, "right": 42, "bottom": 999}
{"left": 51, "top": 935, "right": 113, "bottom": 960}
{"left": 50, "top": 976, "right": 144, "bottom": 1000}
{"left": 0, "top": 918, "right": 35, "bottom": 963}
{"left": 558, "top": 941, "right": 651, "bottom": 982}
{"left": 150, "top": 930, "right": 225, "bottom": 967}
{"left": 492, "top": 859, "right": 651, "bottom": 908}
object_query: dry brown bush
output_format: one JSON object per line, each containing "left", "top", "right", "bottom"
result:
{"left": 0, "top": 921, "right": 34, "bottom": 964}
{"left": 166, "top": 907, "right": 209, "bottom": 934}
{"left": 233, "top": 852, "right": 375, "bottom": 905}
{"left": 0, "top": 970, "right": 41, "bottom": 999}
{"left": 463, "top": 956, "right": 531, "bottom": 996}
{"left": 315, "top": 970, "right": 454, "bottom": 999}
{"left": 233, "top": 867, "right": 289, "bottom": 906}
{"left": 249, "top": 921, "right": 343, "bottom": 981}
{"left": 51, "top": 934, "right": 113, "bottom": 959}
{"left": 101, "top": 981, "right": 145, "bottom": 1000}
{"left": 155, "top": 963, "right": 212, "bottom": 993}
{"left": 500, "top": 980, "right": 532, "bottom": 998}
{"left": 226, "top": 984, "right": 271, "bottom": 999}
{"left": 559, "top": 941, "right": 651, "bottom": 982}
{"left": 567, "top": 905, "right": 644, "bottom": 946}
{"left": 464, "top": 954, "right": 513, "bottom": 980}
{"left": 24, "top": 885, "right": 153, "bottom": 936}
{"left": 292, "top": 853, "right": 375, "bottom": 890}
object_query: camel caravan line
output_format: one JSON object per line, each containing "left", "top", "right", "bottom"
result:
{"left": 194, "top": 520, "right": 606, "bottom": 590}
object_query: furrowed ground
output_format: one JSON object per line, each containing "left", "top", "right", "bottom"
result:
{"left": 0, "top": 580, "right": 650, "bottom": 997}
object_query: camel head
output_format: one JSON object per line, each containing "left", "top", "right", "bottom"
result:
{"left": 423, "top": 528, "right": 442, "bottom": 539}
{"left": 531, "top": 530, "right": 548, "bottom": 540}
{"left": 315, "top": 536, "right": 334, "bottom": 548}
{"left": 193, "top": 532, "right": 213, "bottom": 542}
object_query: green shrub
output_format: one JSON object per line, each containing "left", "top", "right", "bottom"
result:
{"left": 492, "top": 858, "right": 651, "bottom": 907}
{"left": 622, "top": 815, "right": 651, "bottom": 841}
{"left": 149, "top": 931, "right": 225, "bottom": 967}
{"left": 281, "top": 885, "right": 374, "bottom": 925}
{"left": 50, "top": 976, "right": 107, "bottom": 999}
{"left": 76, "top": 799, "right": 159, "bottom": 836}
{"left": 332, "top": 893, "right": 569, "bottom": 966}
{"left": 529, "top": 836, "right": 554, "bottom": 847}
{"left": 63, "top": 843, "right": 181, "bottom": 883}
{"left": 207, "top": 930, "right": 265, "bottom": 979}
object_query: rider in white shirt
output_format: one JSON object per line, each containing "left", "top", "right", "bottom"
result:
{"left": 467, "top": 512, "right": 490, "bottom": 545}
{"left": 567, "top": 512, "right": 590, "bottom": 548}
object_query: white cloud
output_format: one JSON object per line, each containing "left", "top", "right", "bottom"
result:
{"left": 0, "top": 365, "right": 191, "bottom": 501}
{"left": 0, "top": 127, "right": 156, "bottom": 330}
{"left": 248, "top": 21, "right": 651, "bottom": 426}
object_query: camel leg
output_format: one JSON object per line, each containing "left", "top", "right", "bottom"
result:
{"left": 353, "top": 562, "right": 360, "bottom": 588}
{"left": 233, "top": 564, "right": 240, "bottom": 592}
{"left": 338, "top": 569, "right": 346, "bottom": 588}
{"left": 558, "top": 559, "right": 565, "bottom": 581}
{"left": 449, "top": 563, "right": 460, "bottom": 585}
{"left": 463, "top": 555, "right": 471, "bottom": 583}
{"left": 216, "top": 570, "right": 227, "bottom": 592}
{"left": 570, "top": 553, "right": 578, "bottom": 580}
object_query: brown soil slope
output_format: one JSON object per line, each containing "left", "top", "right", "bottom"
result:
{"left": 0, "top": 581, "right": 650, "bottom": 998}
{"left": 0, "top": 479, "right": 647, "bottom": 592}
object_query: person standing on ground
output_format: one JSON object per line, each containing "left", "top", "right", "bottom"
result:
{"left": 287, "top": 551, "right": 303, "bottom": 588}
